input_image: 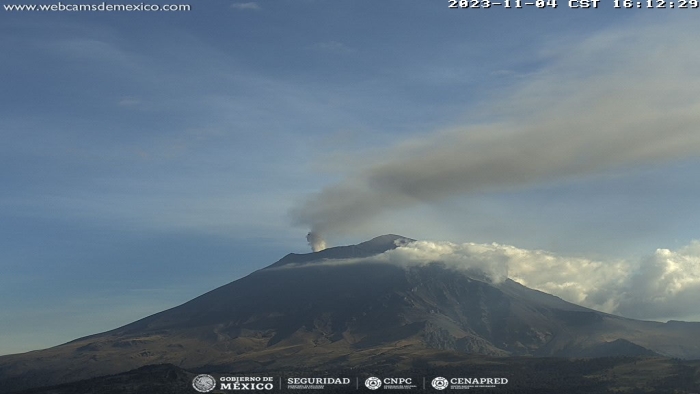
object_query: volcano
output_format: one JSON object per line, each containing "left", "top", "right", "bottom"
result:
{"left": 2, "top": 234, "right": 700, "bottom": 393}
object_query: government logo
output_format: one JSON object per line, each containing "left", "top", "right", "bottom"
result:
{"left": 431, "top": 377, "right": 449, "bottom": 390}
{"left": 192, "top": 374, "right": 217, "bottom": 393}
{"left": 365, "top": 376, "right": 382, "bottom": 390}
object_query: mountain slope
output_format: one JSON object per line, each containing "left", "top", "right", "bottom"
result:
{"left": 1, "top": 235, "right": 700, "bottom": 393}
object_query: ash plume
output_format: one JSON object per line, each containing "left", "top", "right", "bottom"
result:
{"left": 293, "top": 21, "right": 700, "bottom": 237}
{"left": 306, "top": 232, "right": 327, "bottom": 252}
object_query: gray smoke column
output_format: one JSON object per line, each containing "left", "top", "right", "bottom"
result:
{"left": 292, "top": 21, "right": 700, "bottom": 237}
{"left": 306, "top": 232, "right": 327, "bottom": 252}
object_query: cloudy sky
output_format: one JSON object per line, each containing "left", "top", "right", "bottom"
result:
{"left": 3, "top": 2, "right": 700, "bottom": 355}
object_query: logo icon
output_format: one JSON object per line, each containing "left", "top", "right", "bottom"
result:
{"left": 192, "top": 374, "right": 216, "bottom": 393}
{"left": 431, "top": 377, "right": 449, "bottom": 390}
{"left": 365, "top": 376, "right": 382, "bottom": 390}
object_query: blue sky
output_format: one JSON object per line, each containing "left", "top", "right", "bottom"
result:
{"left": 2, "top": 2, "right": 700, "bottom": 355}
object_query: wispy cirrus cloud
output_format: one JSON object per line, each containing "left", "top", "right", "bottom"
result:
{"left": 231, "top": 2, "right": 260, "bottom": 10}
{"left": 309, "top": 41, "right": 355, "bottom": 54}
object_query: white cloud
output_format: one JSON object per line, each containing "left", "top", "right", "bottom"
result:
{"left": 616, "top": 241, "right": 700, "bottom": 320}
{"left": 382, "top": 241, "right": 629, "bottom": 313}
{"left": 373, "top": 240, "right": 510, "bottom": 284}
{"left": 285, "top": 238, "right": 700, "bottom": 322}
